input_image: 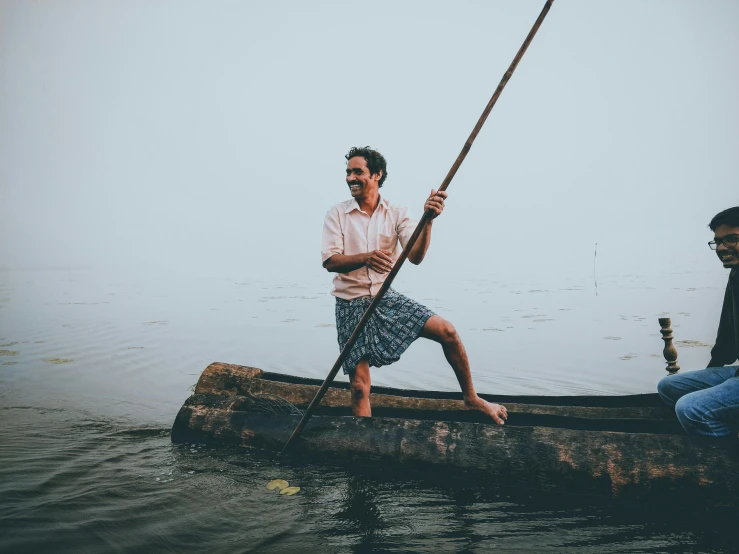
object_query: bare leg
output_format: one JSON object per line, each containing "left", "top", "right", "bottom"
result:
{"left": 420, "top": 315, "right": 507, "bottom": 425}
{"left": 349, "top": 359, "right": 372, "bottom": 417}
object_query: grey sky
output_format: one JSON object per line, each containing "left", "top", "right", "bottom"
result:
{"left": 1, "top": 0, "right": 737, "bottom": 281}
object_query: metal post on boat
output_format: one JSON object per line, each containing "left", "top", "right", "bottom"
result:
{"left": 658, "top": 317, "right": 680, "bottom": 374}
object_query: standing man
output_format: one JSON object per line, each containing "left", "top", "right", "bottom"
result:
{"left": 321, "top": 146, "right": 507, "bottom": 424}
{"left": 658, "top": 206, "right": 739, "bottom": 436}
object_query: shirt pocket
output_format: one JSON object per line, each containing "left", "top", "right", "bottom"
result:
{"left": 378, "top": 232, "right": 398, "bottom": 254}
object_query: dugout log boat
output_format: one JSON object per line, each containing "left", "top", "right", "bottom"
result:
{"left": 172, "top": 355, "right": 739, "bottom": 505}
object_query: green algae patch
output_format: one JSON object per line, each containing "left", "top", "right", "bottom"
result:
{"left": 44, "top": 358, "right": 74, "bottom": 364}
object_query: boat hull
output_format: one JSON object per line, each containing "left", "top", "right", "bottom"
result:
{"left": 171, "top": 363, "right": 739, "bottom": 504}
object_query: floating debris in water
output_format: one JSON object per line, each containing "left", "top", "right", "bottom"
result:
{"left": 44, "top": 358, "right": 74, "bottom": 364}
{"left": 3, "top": 361, "right": 18, "bottom": 366}
{"left": 603, "top": 336, "right": 622, "bottom": 341}
{"left": 280, "top": 487, "right": 300, "bottom": 496}
{"left": 266, "top": 479, "right": 289, "bottom": 491}
{"left": 620, "top": 354, "right": 637, "bottom": 360}
{"left": 675, "top": 339, "right": 712, "bottom": 348}
{"left": 0, "top": 350, "right": 19, "bottom": 356}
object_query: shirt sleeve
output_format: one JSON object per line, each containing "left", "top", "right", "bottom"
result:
{"left": 709, "top": 272, "right": 737, "bottom": 366}
{"left": 321, "top": 208, "right": 344, "bottom": 263}
{"left": 396, "top": 206, "right": 418, "bottom": 250}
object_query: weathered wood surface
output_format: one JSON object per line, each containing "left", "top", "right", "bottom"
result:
{"left": 171, "top": 400, "right": 739, "bottom": 503}
{"left": 194, "top": 362, "right": 674, "bottom": 420}
{"left": 171, "top": 362, "right": 739, "bottom": 502}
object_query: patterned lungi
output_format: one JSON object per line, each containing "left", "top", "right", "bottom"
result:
{"left": 335, "top": 288, "right": 435, "bottom": 374}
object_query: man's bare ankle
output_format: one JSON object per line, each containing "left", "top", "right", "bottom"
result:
{"left": 464, "top": 395, "right": 483, "bottom": 406}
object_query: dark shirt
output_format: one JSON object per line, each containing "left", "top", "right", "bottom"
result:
{"left": 709, "top": 269, "right": 739, "bottom": 369}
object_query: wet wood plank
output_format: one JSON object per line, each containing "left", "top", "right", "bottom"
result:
{"left": 193, "top": 362, "right": 674, "bottom": 421}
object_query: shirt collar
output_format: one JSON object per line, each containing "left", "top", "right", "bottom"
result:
{"left": 344, "top": 196, "right": 389, "bottom": 214}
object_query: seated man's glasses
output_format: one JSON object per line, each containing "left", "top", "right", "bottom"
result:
{"left": 708, "top": 235, "right": 739, "bottom": 250}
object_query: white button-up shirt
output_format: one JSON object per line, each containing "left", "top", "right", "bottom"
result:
{"left": 321, "top": 196, "right": 418, "bottom": 300}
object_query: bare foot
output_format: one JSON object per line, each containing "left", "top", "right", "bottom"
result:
{"left": 465, "top": 396, "right": 507, "bottom": 425}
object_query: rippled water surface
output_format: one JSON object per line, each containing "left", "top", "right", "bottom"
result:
{"left": 0, "top": 268, "right": 733, "bottom": 552}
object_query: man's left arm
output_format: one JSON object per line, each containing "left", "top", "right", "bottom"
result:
{"left": 407, "top": 190, "right": 446, "bottom": 265}
{"left": 707, "top": 271, "right": 738, "bottom": 367}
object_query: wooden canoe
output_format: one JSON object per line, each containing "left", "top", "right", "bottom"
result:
{"left": 171, "top": 362, "right": 739, "bottom": 504}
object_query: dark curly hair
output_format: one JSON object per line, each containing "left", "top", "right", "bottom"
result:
{"left": 345, "top": 146, "right": 388, "bottom": 187}
{"left": 709, "top": 207, "right": 739, "bottom": 231}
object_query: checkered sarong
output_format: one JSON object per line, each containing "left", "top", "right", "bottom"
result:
{"left": 335, "top": 289, "right": 435, "bottom": 374}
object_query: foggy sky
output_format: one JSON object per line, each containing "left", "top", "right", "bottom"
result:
{"left": 1, "top": 0, "right": 737, "bottom": 283}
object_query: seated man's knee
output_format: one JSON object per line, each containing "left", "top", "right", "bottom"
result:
{"left": 673, "top": 393, "right": 723, "bottom": 436}
{"left": 674, "top": 394, "right": 700, "bottom": 423}
{"left": 657, "top": 374, "right": 679, "bottom": 405}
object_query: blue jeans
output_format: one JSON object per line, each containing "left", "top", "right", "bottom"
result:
{"left": 657, "top": 366, "right": 739, "bottom": 437}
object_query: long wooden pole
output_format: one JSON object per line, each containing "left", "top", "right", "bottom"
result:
{"left": 279, "top": 0, "right": 555, "bottom": 456}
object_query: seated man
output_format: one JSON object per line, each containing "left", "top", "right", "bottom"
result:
{"left": 657, "top": 206, "right": 739, "bottom": 436}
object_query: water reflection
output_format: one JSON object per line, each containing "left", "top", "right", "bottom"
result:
{"left": 334, "top": 474, "right": 388, "bottom": 545}
{"left": 295, "top": 456, "right": 737, "bottom": 553}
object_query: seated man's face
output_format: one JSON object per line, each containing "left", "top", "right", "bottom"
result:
{"left": 714, "top": 224, "right": 739, "bottom": 269}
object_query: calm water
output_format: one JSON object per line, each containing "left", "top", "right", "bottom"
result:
{"left": 0, "top": 267, "right": 733, "bottom": 553}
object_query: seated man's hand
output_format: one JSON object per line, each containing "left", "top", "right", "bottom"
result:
{"left": 365, "top": 250, "right": 394, "bottom": 273}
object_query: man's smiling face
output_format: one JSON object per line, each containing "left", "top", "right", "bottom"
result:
{"left": 346, "top": 156, "right": 381, "bottom": 200}
{"left": 713, "top": 224, "right": 739, "bottom": 269}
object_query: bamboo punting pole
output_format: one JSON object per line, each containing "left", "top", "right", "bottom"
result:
{"left": 279, "top": 0, "right": 556, "bottom": 456}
